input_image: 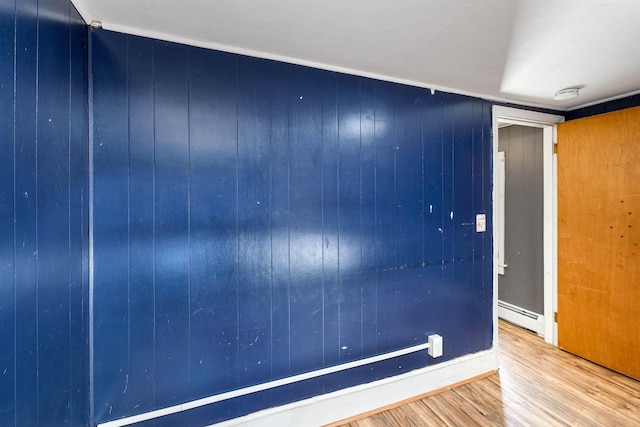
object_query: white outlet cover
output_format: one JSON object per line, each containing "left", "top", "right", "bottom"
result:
{"left": 476, "top": 214, "right": 486, "bottom": 232}
{"left": 428, "top": 334, "right": 443, "bottom": 358}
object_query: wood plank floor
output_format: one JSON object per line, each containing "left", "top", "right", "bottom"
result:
{"left": 331, "top": 320, "right": 640, "bottom": 426}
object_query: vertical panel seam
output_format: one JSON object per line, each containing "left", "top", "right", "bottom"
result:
{"left": 482, "top": 102, "right": 487, "bottom": 345}
{"left": 151, "top": 41, "right": 157, "bottom": 410}
{"left": 126, "top": 36, "right": 132, "bottom": 413}
{"left": 372, "top": 83, "right": 378, "bottom": 351}
{"left": 320, "top": 76, "right": 325, "bottom": 366}
{"left": 12, "top": 1, "right": 18, "bottom": 424}
{"left": 87, "top": 26, "right": 95, "bottom": 427}
{"left": 393, "top": 99, "right": 398, "bottom": 301}
{"left": 186, "top": 46, "right": 192, "bottom": 399}
{"left": 335, "top": 77, "right": 341, "bottom": 360}
{"left": 438, "top": 98, "right": 446, "bottom": 285}
{"left": 358, "top": 81, "right": 364, "bottom": 356}
{"left": 268, "top": 65, "right": 274, "bottom": 381}
{"left": 286, "top": 68, "right": 291, "bottom": 375}
{"left": 421, "top": 92, "right": 425, "bottom": 270}
{"left": 235, "top": 56, "right": 241, "bottom": 390}
{"left": 67, "top": 6, "right": 73, "bottom": 423}
{"left": 451, "top": 103, "right": 456, "bottom": 267}
{"left": 34, "top": 3, "right": 41, "bottom": 422}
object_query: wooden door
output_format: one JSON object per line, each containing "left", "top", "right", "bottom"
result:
{"left": 557, "top": 106, "right": 640, "bottom": 380}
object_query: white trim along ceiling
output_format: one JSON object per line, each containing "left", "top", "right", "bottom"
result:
{"left": 71, "top": 0, "right": 640, "bottom": 111}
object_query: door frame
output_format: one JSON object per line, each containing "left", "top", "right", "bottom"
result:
{"left": 492, "top": 106, "right": 564, "bottom": 346}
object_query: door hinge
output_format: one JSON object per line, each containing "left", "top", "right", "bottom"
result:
{"left": 553, "top": 143, "right": 558, "bottom": 155}
{"left": 553, "top": 312, "right": 558, "bottom": 323}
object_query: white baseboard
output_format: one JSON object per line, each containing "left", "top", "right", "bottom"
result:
{"left": 498, "top": 300, "right": 544, "bottom": 336}
{"left": 212, "top": 349, "right": 497, "bottom": 427}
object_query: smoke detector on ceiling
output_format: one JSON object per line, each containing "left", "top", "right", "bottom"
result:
{"left": 554, "top": 87, "right": 580, "bottom": 101}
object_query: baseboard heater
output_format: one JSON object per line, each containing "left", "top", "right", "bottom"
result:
{"left": 498, "top": 300, "right": 538, "bottom": 320}
{"left": 498, "top": 299, "right": 545, "bottom": 337}
{"left": 98, "top": 339, "right": 437, "bottom": 427}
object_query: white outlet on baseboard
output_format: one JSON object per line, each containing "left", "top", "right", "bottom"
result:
{"left": 428, "top": 334, "right": 443, "bottom": 358}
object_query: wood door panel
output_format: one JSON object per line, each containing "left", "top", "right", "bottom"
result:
{"left": 557, "top": 106, "right": 640, "bottom": 380}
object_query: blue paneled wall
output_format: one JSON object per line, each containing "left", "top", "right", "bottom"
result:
{"left": 0, "top": 0, "right": 89, "bottom": 425}
{"left": 91, "top": 31, "right": 493, "bottom": 425}
{"left": 565, "top": 93, "right": 640, "bottom": 120}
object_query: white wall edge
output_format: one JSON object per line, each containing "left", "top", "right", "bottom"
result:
{"left": 210, "top": 349, "right": 497, "bottom": 427}
{"left": 552, "top": 138, "right": 559, "bottom": 347}
{"left": 542, "top": 126, "right": 555, "bottom": 345}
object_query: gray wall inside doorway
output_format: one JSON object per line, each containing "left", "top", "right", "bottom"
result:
{"left": 498, "top": 125, "right": 544, "bottom": 314}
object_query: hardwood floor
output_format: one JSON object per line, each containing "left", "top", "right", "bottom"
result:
{"left": 331, "top": 320, "right": 640, "bottom": 426}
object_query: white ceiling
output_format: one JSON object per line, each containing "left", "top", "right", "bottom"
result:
{"left": 71, "top": 0, "right": 640, "bottom": 111}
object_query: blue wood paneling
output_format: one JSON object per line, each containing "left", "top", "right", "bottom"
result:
{"left": 422, "top": 91, "right": 446, "bottom": 340}
{"left": 69, "top": 7, "right": 90, "bottom": 425}
{"left": 0, "top": 1, "right": 511, "bottom": 426}
{"left": 373, "top": 81, "right": 398, "bottom": 355}
{"left": 439, "top": 92, "right": 456, "bottom": 347}
{"left": 0, "top": 0, "right": 89, "bottom": 425}
{"left": 482, "top": 101, "right": 494, "bottom": 348}
{"left": 92, "top": 30, "right": 131, "bottom": 422}
{"left": 337, "top": 73, "right": 363, "bottom": 363}
{"left": 37, "top": 1, "right": 73, "bottom": 423}
{"left": 188, "top": 46, "right": 239, "bottom": 420}
{"left": 450, "top": 97, "right": 476, "bottom": 356}
{"left": 154, "top": 40, "right": 191, "bottom": 409}
{"left": 0, "top": 0, "right": 17, "bottom": 424}
{"left": 128, "top": 36, "right": 156, "bottom": 416}
{"left": 91, "top": 30, "right": 494, "bottom": 426}
{"left": 319, "top": 70, "right": 341, "bottom": 394}
{"left": 565, "top": 94, "right": 640, "bottom": 121}
{"left": 287, "top": 65, "right": 326, "bottom": 401}
{"left": 14, "top": 0, "right": 39, "bottom": 416}
{"left": 453, "top": 97, "right": 474, "bottom": 260}
{"left": 268, "top": 60, "right": 292, "bottom": 408}
{"left": 394, "top": 85, "right": 426, "bottom": 345}
{"left": 359, "top": 79, "right": 378, "bottom": 372}
{"left": 237, "top": 55, "right": 273, "bottom": 414}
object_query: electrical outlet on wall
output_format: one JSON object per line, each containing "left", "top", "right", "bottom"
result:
{"left": 476, "top": 213, "right": 486, "bottom": 232}
{"left": 428, "top": 334, "right": 443, "bottom": 358}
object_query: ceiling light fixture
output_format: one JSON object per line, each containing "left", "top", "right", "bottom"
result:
{"left": 554, "top": 87, "right": 580, "bottom": 101}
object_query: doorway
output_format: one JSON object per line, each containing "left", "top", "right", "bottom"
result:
{"left": 492, "top": 106, "right": 563, "bottom": 346}
{"left": 497, "top": 124, "right": 544, "bottom": 334}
